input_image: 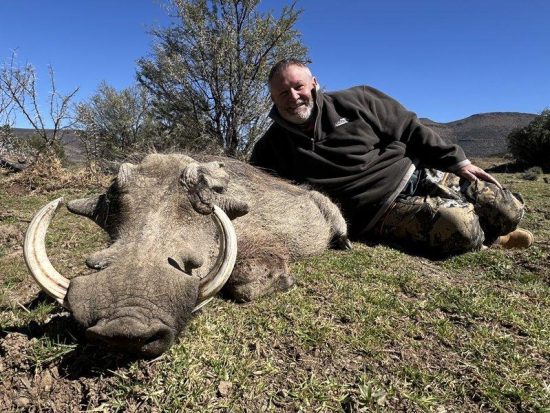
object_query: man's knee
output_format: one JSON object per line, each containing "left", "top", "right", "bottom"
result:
{"left": 377, "top": 196, "right": 484, "bottom": 256}
{"left": 430, "top": 202, "right": 484, "bottom": 255}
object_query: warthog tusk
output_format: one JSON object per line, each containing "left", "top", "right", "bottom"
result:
{"left": 25, "top": 199, "right": 234, "bottom": 312}
{"left": 24, "top": 197, "right": 70, "bottom": 307}
{"left": 193, "top": 205, "right": 237, "bottom": 312}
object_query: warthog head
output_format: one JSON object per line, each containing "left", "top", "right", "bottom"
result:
{"left": 24, "top": 154, "right": 249, "bottom": 357}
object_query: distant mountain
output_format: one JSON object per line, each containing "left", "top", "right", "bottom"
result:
{"left": 9, "top": 112, "right": 537, "bottom": 162}
{"left": 11, "top": 128, "right": 85, "bottom": 162}
{"left": 419, "top": 112, "right": 536, "bottom": 158}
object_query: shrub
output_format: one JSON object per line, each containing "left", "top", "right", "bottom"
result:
{"left": 521, "top": 166, "right": 543, "bottom": 181}
{"left": 507, "top": 110, "right": 550, "bottom": 170}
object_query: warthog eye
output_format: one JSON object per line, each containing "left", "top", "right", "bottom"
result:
{"left": 212, "top": 185, "right": 226, "bottom": 194}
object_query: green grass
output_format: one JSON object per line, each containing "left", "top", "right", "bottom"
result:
{"left": 29, "top": 335, "right": 78, "bottom": 369}
{"left": 1, "top": 169, "right": 549, "bottom": 412}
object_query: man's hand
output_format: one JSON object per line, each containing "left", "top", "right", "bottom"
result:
{"left": 456, "top": 164, "right": 502, "bottom": 188}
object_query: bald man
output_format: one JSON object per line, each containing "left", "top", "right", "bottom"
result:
{"left": 250, "top": 59, "right": 532, "bottom": 256}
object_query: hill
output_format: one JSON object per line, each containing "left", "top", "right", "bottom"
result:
{"left": 9, "top": 112, "right": 536, "bottom": 162}
{"left": 11, "top": 128, "right": 85, "bottom": 162}
{"left": 420, "top": 112, "right": 536, "bottom": 157}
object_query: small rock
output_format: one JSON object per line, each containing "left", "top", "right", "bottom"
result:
{"left": 217, "top": 381, "right": 232, "bottom": 397}
{"left": 41, "top": 369, "right": 53, "bottom": 392}
{"left": 19, "top": 377, "right": 32, "bottom": 391}
{"left": 15, "top": 397, "right": 30, "bottom": 408}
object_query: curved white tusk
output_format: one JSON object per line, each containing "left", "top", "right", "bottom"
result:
{"left": 23, "top": 197, "right": 70, "bottom": 307}
{"left": 193, "top": 205, "right": 237, "bottom": 312}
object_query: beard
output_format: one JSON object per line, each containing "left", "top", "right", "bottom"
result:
{"left": 280, "top": 98, "right": 315, "bottom": 125}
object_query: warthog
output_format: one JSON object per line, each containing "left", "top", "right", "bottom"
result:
{"left": 25, "top": 153, "right": 350, "bottom": 357}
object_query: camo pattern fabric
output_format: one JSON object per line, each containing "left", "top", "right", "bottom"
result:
{"left": 373, "top": 169, "right": 525, "bottom": 256}
{"left": 462, "top": 178, "right": 525, "bottom": 244}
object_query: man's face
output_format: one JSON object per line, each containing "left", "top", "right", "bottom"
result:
{"left": 270, "top": 65, "right": 318, "bottom": 124}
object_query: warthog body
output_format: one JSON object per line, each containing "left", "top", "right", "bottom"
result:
{"left": 26, "top": 153, "right": 349, "bottom": 356}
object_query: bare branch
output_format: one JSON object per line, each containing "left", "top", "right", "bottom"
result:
{"left": 0, "top": 52, "right": 79, "bottom": 157}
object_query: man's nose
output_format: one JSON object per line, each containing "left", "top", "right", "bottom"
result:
{"left": 289, "top": 88, "right": 300, "bottom": 101}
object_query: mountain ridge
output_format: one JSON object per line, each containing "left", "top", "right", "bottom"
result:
{"left": 9, "top": 111, "right": 537, "bottom": 161}
{"left": 419, "top": 111, "right": 535, "bottom": 157}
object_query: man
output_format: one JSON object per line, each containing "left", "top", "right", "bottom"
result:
{"left": 250, "top": 59, "right": 533, "bottom": 256}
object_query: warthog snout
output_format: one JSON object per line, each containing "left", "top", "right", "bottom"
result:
{"left": 86, "top": 317, "right": 175, "bottom": 357}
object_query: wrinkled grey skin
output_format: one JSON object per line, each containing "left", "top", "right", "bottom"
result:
{"left": 66, "top": 153, "right": 348, "bottom": 357}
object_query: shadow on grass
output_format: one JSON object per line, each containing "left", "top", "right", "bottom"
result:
{"left": 358, "top": 238, "right": 455, "bottom": 261}
{"left": 1, "top": 293, "right": 140, "bottom": 379}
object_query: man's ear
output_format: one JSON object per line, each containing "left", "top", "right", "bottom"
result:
{"left": 312, "top": 76, "right": 319, "bottom": 91}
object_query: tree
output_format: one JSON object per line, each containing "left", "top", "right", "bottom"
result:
{"left": 75, "top": 82, "right": 162, "bottom": 161}
{"left": 0, "top": 53, "right": 78, "bottom": 159}
{"left": 0, "top": 86, "right": 16, "bottom": 157}
{"left": 0, "top": 80, "right": 12, "bottom": 123}
{"left": 507, "top": 109, "right": 550, "bottom": 170}
{"left": 137, "top": 0, "right": 307, "bottom": 156}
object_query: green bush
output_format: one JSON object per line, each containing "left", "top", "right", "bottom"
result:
{"left": 521, "top": 166, "right": 543, "bottom": 181}
{"left": 507, "top": 110, "right": 550, "bottom": 170}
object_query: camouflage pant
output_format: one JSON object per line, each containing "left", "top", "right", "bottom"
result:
{"left": 373, "top": 169, "right": 525, "bottom": 256}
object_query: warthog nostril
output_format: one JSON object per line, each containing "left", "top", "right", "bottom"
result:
{"left": 168, "top": 257, "right": 186, "bottom": 272}
{"left": 143, "top": 329, "right": 171, "bottom": 346}
{"left": 86, "top": 317, "right": 175, "bottom": 357}
{"left": 168, "top": 254, "right": 204, "bottom": 274}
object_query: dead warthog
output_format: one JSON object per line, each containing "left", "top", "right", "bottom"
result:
{"left": 25, "top": 153, "right": 350, "bottom": 357}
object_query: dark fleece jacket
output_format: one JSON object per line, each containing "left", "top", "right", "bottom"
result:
{"left": 250, "top": 85, "right": 470, "bottom": 237}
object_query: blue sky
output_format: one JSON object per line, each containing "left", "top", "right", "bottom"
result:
{"left": 1, "top": 0, "right": 549, "bottom": 128}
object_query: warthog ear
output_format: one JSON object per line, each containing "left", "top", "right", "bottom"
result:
{"left": 180, "top": 161, "right": 249, "bottom": 219}
{"left": 67, "top": 195, "right": 102, "bottom": 219}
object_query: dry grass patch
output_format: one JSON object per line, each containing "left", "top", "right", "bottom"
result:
{"left": 6, "top": 153, "right": 110, "bottom": 193}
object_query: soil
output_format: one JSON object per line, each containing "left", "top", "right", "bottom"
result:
{"left": 0, "top": 315, "right": 153, "bottom": 412}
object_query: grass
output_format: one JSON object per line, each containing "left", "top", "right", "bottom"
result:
{"left": 0, "top": 166, "right": 549, "bottom": 412}
{"left": 30, "top": 334, "right": 78, "bottom": 369}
